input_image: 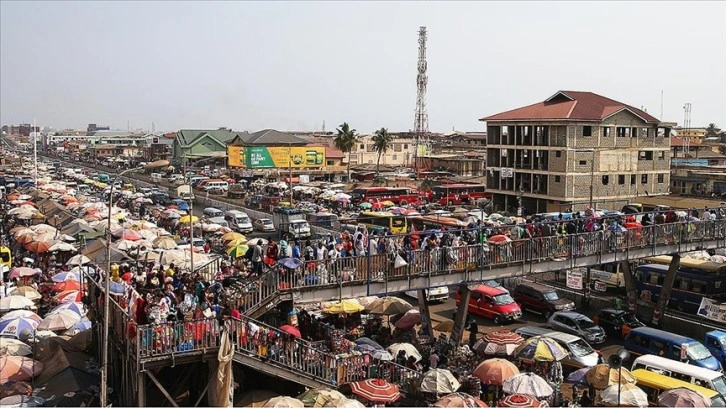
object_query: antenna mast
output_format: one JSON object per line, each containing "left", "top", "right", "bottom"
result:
{"left": 683, "top": 102, "right": 692, "bottom": 157}
{"left": 413, "top": 26, "right": 429, "bottom": 172}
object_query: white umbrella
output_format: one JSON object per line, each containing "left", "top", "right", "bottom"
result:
{"left": 33, "top": 232, "right": 58, "bottom": 243}
{"left": 115, "top": 239, "right": 140, "bottom": 251}
{"left": 502, "top": 373, "right": 553, "bottom": 399}
{"left": 48, "top": 241, "right": 77, "bottom": 252}
{"left": 38, "top": 310, "right": 82, "bottom": 331}
{"left": 201, "top": 223, "right": 222, "bottom": 232}
{"left": 58, "top": 233, "right": 77, "bottom": 242}
{"left": 137, "top": 229, "right": 159, "bottom": 241}
{"left": 66, "top": 254, "right": 92, "bottom": 266}
{"left": 31, "top": 224, "right": 56, "bottom": 234}
{"left": 0, "top": 296, "right": 35, "bottom": 311}
{"left": 0, "top": 338, "right": 33, "bottom": 356}
{"left": 600, "top": 383, "right": 649, "bottom": 407}
{"left": 387, "top": 342, "right": 422, "bottom": 362}
{"left": 420, "top": 368, "right": 461, "bottom": 394}
{"left": 9, "top": 287, "right": 42, "bottom": 301}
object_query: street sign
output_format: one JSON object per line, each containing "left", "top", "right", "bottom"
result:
{"left": 566, "top": 269, "right": 583, "bottom": 290}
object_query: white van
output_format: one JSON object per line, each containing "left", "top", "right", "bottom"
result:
{"left": 207, "top": 217, "right": 229, "bottom": 228}
{"left": 631, "top": 354, "right": 726, "bottom": 396}
{"left": 224, "top": 210, "right": 253, "bottom": 233}
{"left": 405, "top": 287, "right": 450, "bottom": 303}
{"left": 202, "top": 180, "right": 229, "bottom": 192}
{"left": 203, "top": 207, "right": 224, "bottom": 218}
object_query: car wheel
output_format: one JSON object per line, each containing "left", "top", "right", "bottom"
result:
{"left": 544, "top": 311, "right": 552, "bottom": 320}
{"left": 493, "top": 315, "right": 502, "bottom": 325}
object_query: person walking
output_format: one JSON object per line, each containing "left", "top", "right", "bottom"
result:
{"left": 468, "top": 320, "right": 478, "bottom": 349}
{"left": 251, "top": 242, "right": 264, "bottom": 276}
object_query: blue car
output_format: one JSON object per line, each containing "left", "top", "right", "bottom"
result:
{"left": 625, "top": 327, "right": 722, "bottom": 372}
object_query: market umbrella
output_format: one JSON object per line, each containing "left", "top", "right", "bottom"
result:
{"left": 227, "top": 245, "right": 250, "bottom": 258}
{"left": 48, "top": 241, "right": 76, "bottom": 252}
{"left": 237, "top": 390, "right": 280, "bottom": 408}
{"left": 0, "top": 310, "right": 42, "bottom": 323}
{"left": 52, "top": 280, "right": 83, "bottom": 292}
{"left": 488, "top": 235, "right": 512, "bottom": 244}
{"left": 381, "top": 200, "right": 395, "bottom": 207}
{"left": 226, "top": 238, "right": 249, "bottom": 248}
{"left": 475, "top": 330, "right": 525, "bottom": 356}
{"left": 359, "top": 202, "right": 372, "bottom": 209}
{"left": 14, "top": 232, "right": 37, "bottom": 245}
{"left": 64, "top": 318, "right": 93, "bottom": 335}
{"left": 497, "top": 394, "right": 545, "bottom": 407}
{"left": 263, "top": 396, "right": 305, "bottom": 408}
{"left": 119, "top": 228, "right": 143, "bottom": 241}
{"left": 7, "top": 267, "right": 39, "bottom": 279}
{"left": 0, "top": 317, "right": 39, "bottom": 338}
{"left": 221, "top": 232, "right": 245, "bottom": 242}
{"left": 25, "top": 241, "right": 52, "bottom": 253}
{"left": 9, "top": 286, "right": 41, "bottom": 301}
{"left": 658, "top": 387, "right": 712, "bottom": 408}
{"left": 420, "top": 368, "right": 461, "bottom": 394}
{"left": 179, "top": 215, "right": 199, "bottom": 224}
{"left": 349, "top": 379, "right": 401, "bottom": 404}
{"left": 56, "top": 290, "right": 83, "bottom": 303}
{"left": 393, "top": 309, "right": 421, "bottom": 329}
{"left": 353, "top": 337, "right": 384, "bottom": 350}
{"left": 0, "top": 295, "right": 35, "bottom": 311}
{"left": 599, "top": 383, "right": 648, "bottom": 407}
{"left": 52, "top": 271, "right": 81, "bottom": 282}
{"left": 433, "top": 319, "right": 455, "bottom": 332}
{"left": 585, "top": 364, "right": 637, "bottom": 390}
{"left": 330, "top": 398, "right": 365, "bottom": 408}
{"left": 66, "top": 254, "right": 92, "bottom": 266}
{"left": 368, "top": 296, "right": 412, "bottom": 315}
{"left": 322, "top": 300, "right": 365, "bottom": 315}
{"left": 370, "top": 349, "right": 393, "bottom": 361}
{"left": 153, "top": 236, "right": 178, "bottom": 249}
{"left": 278, "top": 257, "right": 304, "bottom": 269}
{"left": 0, "top": 338, "right": 33, "bottom": 356}
{"left": 279, "top": 324, "right": 301, "bottom": 338}
{"left": 473, "top": 358, "right": 520, "bottom": 385}
{"left": 247, "top": 238, "right": 269, "bottom": 246}
{"left": 387, "top": 342, "right": 422, "bottom": 362}
{"left": 38, "top": 310, "right": 82, "bottom": 331}
{"left": 434, "top": 392, "right": 489, "bottom": 408}
{"left": 115, "top": 239, "right": 140, "bottom": 251}
{"left": 33, "top": 232, "right": 59, "bottom": 243}
{"left": 297, "top": 389, "right": 348, "bottom": 408}
{"left": 565, "top": 367, "right": 590, "bottom": 385}
{"left": 0, "top": 356, "right": 43, "bottom": 383}
{"left": 51, "top": 302, "right": 86, "bottom": 317}
{"left": 502, "top": 373, "right": 553, "bottom": 399}
{"left": 514, "top": 336, "right": 569, "bottom": 362}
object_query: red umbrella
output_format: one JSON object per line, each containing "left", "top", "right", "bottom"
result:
{"left": 497, "top": 394, "right": 545, "bottom": 407}
{"left": 473, "top": 358, "right": 520, "bottom": 385}
{"left": 435, "top": 393, "right": 489, "bottom": 408}
{"left": 393, "top": 309, "right": 422, "bottom": 329}
{"left": 624, "top": 222, "right": 642, "bottom": 229}
{"left": 114, "top": 229, "right": 142, "bottom": 241}
{"left": 8, "top": 267, "right": 40, "bottom": 279}
{"left": 349, "top": 379, "right": 401, "bottom": 403}
{"left": 55, "top": 290, "right": 83, "bottom": 303}
{"left": 488, "top": 235, "right": 512, "bottom": 244}
{"left": 25, "top": 241, "right": 51, "bottom": 253}
{"left": 484, "top": 330, "right": 524, "bottom": 345}
{"left": 279, "top": 325, "right": 301, "bottom": 338}
{"left": 52, "top": 281, "right": 83, "bottom": 292}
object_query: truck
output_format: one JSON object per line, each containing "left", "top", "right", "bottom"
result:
{"left": 404, "top": 287, "right": 450, "bottom": 303}
{"left": 170, "top": 184, "right": 194, "bottom": 200}
{"left": 272, "top": 207, "right": 311, "bottom": 239}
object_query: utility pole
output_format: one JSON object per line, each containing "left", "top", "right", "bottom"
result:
{"left": 413, "top": 26, "right": 429, "bottom": 175}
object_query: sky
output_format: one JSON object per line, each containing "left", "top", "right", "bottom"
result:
{"left": 1, "top": 1, "right": 724, "bottom": 134}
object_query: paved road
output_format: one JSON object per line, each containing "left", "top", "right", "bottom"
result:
{"left": 404, "top": 293, "right": 624, "bottom": 361}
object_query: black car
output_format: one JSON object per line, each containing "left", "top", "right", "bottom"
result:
{"left": 593, "top": 308, "right": 646, "bottom": 338}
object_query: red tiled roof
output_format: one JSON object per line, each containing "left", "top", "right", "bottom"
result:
{"left": 480, "top": 91, "right": 659, "bottom": 123}
{"left": 325, "top": 147, "right": 345, "bottom": 158}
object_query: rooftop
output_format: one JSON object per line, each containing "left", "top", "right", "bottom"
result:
{"left": 481, "top": 90, "right": 660, "bottom": 124}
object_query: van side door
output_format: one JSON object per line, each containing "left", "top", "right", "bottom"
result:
{"left": 469, "top": 291, "right": 482, "bottom": 316}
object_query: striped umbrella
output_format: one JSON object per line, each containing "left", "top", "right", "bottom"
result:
{"left": 0, "top": 338, "right": 33, "bottom": 356}
{"left": 0, "top": 310, "right": 42, "bottom": 323}
{"left": 502, "top": 373, "right": 553, "bottom": 399}
{"left": 497, "top": 394, "right": 546, "bottom": 407}
{"left": 435, "top": 393, "right": 489, "bottom": 408}
{"left": 514, "top": 336, "right": 568, "bottom": 362}
{"left": 473, "top": 358, "right": 520, "bottom": 385}
{"left": 56, "top": 290, "right": 83, "bottom": 303}
{"left": 349, "top": 379, "right": 401, "bottom": 404}
{"left": 0, "top": 317, "right": 39, "bottom": 339}
{"left": 52, "top": 271, "right": 81, "bottom": 282}
{"left": 51, "top": 302, "right": 86, "bottom": 316}
{"left": 227, "top": 245, "right": 249, "bottom": 258}
{"left": 7, "top": 267, "right": 40, "bottom": 279}
{"left": 0, "top": 356, "right": 44, "bottom": 383}
{"left": 475, "top": 330, "right": 524, "bottom": 356}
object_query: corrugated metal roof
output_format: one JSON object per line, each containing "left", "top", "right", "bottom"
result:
{"left": 481, "top": 90, "right": 660, "bottom": 123}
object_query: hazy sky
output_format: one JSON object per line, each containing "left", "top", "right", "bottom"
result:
{"left": 1, "top": 1, "right": 724, "bottom": 133}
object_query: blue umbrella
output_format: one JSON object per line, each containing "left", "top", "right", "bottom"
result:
{"left": 355, "top": 343, "right": 379, "bottom": 352}
{"left": 278, "top": 257, "right": 304, "bottom": 269}
{"left": 52, "top": 271, "right": 81, "bottom": 282}
{"left": 178, "top": 204, "right": 190, "bottom": 211}
{"left": 354, "top": 337, "right": 384, "bottom": 350}
{"left": 72, "top": 318, "right": 92, "bottom": 332}
{"left": 171, "top": 199, "right": 186, "bottom": 206}
{"left": 566, "top": 367, "right": 590, "bottom": 385}
{"left": 51, "top": 302, "right": 86, "bottom": 317}
{"left": 0, "top": 317, "right": 39, "bottom": 338}
{"left": 109, "top": 281, "right": 126, "bottom": 294}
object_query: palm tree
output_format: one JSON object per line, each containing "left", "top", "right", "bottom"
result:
{"left": 372, "top": 127, "right": 395, "bottom": 175}
{"left": 334, "top": 122, "right": 358, "bottom": 181}
{"left": 706, "top": 123, "right": 721, "bottom": 138}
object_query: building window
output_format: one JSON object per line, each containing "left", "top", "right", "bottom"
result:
{"left": 657, "top": 174, "right": 664, "bottom": 183}
{"left": 617, "top": 127, "right": 630, "bottom": 137}
{"left": 394, "top": 144, "right": 402, "bottom": 152}
{"left": 641, "top": 174, "right": 648, "bottom": 184}
{"left": 583, "top": 126, "right": 592, "bottom": 136}
{"left": 618, "top": 175, "right": 625, "bottom": 185}
{"left": 403, "top": 144, "right": 409, "bottom": 149}
{"left": 631, "top": 174, "right": 636, "bottom": 185}
{"left": 359, "top": 144, "right": 365, "bottom": 150}
{"left": 556, "top": 151, "right": 562, "bottom": 157}
{"left": 555, "top": 176, "right": 561, "bottom": 182}
{"left": 639, "top": 151, "right": 653, "bottom": 160}
{"left": 392, "top": 154, "right": 398, "bottom": 160}
{"left": 641, "top": 128, "right": 650, "bottom": 137}
{"left": 631, "top": 127, "right": 638, "bottom": 137}
{"left": 579, "top": 160, "right": 587, "bottom": 166}
{"left": 602, "top": 175, "right": 609, "bottom": 185}
{"left": 658, "top": 151, "right": 665, "bottom": 159}
{"left": 326, "top": 160, "right": 335, "bottom": 165}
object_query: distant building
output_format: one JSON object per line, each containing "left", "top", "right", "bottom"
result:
{"left": 673, "top": 126, "right": 708, "bottom": 144}
{"left": 87, "top": 123, "right": 110, "bottom": 135}
{"left": 172, "top": 128, "right": 247, "bottom": 166}
{"left": 6, "top": 123, "right": 40, "bottom": 137}
{"left": 482, "top": 90, "right": 671, "bottom": 214}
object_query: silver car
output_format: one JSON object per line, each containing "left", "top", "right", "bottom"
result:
{"left": 547, "top": 312, "right": 607, "bottom": 345}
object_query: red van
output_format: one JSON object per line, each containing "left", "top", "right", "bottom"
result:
{"left": 455, "top": 284, "right": 523, "bottom": 324}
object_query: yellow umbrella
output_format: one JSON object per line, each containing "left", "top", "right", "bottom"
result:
{"left": 221, "top": 232, "right": 245, "bottom": 242}
{"left": 179, "top": 215, "right": 199, "bottom": 224}
{"left": 381, "top": 201, "right": 395, "bottom": 207}
{"left": 227, "top": 238, "right": 249, "bottom": 247}
{"left": 322, "top": 300, "right": 365, "bottom": 315}
{"left": 227, "top": 245, "right": 250, "bottom": 258}
{"left": 433, "top": 319, "right": 455, "bottom": 332}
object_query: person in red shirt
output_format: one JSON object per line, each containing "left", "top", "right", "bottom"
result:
{"left": 203, "top": 241, "right": 211, "bottom": 254}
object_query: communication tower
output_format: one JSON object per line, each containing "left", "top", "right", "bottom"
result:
{"left": 413, "top": 26, "right": 429, "bottom": 171}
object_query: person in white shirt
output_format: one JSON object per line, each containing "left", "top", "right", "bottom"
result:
{"left": 368, "top": 236, "right": 378, "bottom": 256}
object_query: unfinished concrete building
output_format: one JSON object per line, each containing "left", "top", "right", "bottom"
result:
{"left": 481, "top": 90, "right": 672, "bottom": 214}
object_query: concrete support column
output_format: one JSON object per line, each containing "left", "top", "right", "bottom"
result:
{"left": 620, "top": 261, "right": 638, "bottom": 314}
{"left": 451, "top": 284, "right": 471, "bottom": 346}
{"left": 137, "top": 371, "right": 146, "bottom": 408}
{"left": 652, "top": 254, "right": 680, "bottom": 326}
{"left": 417, "top": 289, "right": 432, "bottom": 337}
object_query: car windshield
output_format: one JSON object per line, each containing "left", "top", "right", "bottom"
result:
{"left": 576, "top": 318, "right": 597, "bottom": 329}
{"left": 621, "top": 313, "right": 641, "bottom": 325}
{"left": 719, "top": 337, "right": 726, "bottom": 349}
{"left": 568, "top": 339, "right": 594, "bottom": 357}
{"left": 544, "top": 292, "right": 559, "bottom": 301}
{"left": 493, "top": 294, "right": 515, "bottom": 305}
{"left": 261, "top": 220, "right": 273, "bottom": 225}
{"left": 687, "top": 343, "right": 714, "bottom": 361}
{"left": 712, "top": 376, "right": 726, "bottom": 396}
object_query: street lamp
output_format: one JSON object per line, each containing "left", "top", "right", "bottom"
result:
{"left": 608, "top": 347, "right": 631, "bottom": 406}
{"left": 100, "top": 159, "right": 169, "bottom": 407}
